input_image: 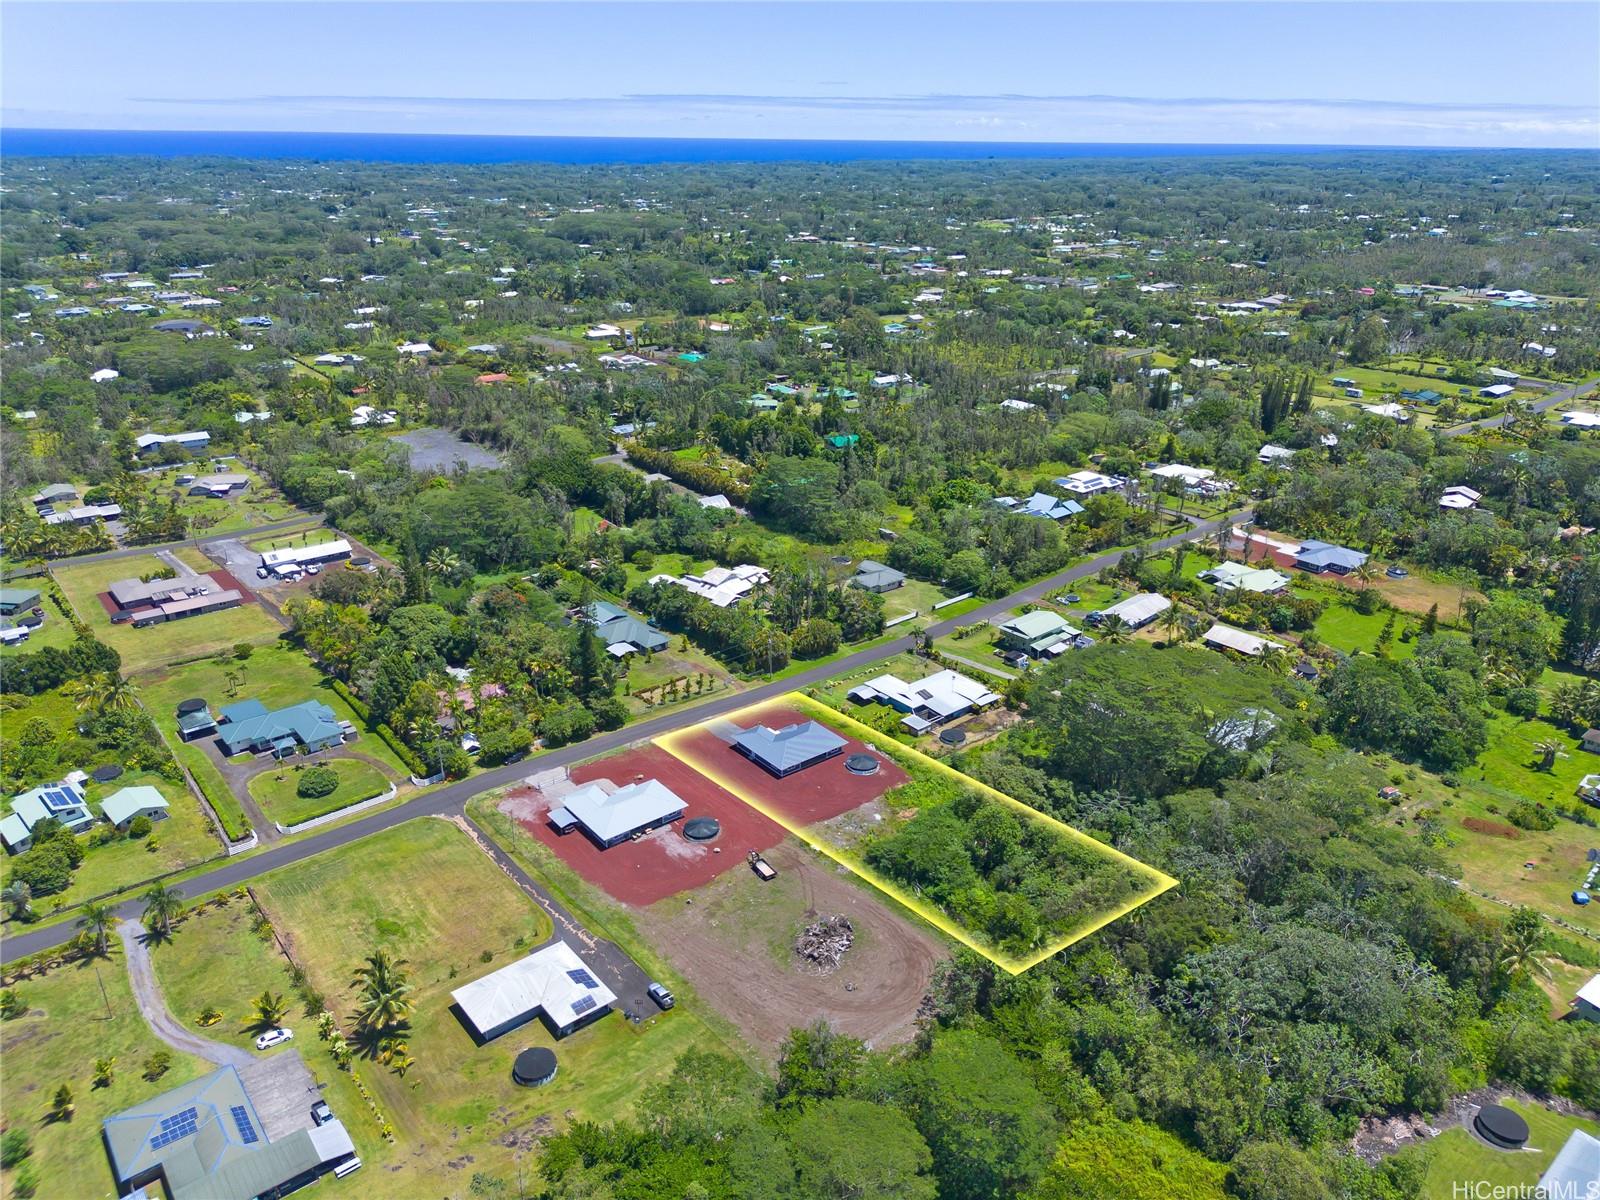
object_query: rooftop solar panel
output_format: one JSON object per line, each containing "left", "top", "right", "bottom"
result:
{"left": 149, "top": 1106, "right": 199, "bottom": 1150}
{"left": 229, "top": 1104, "right": 259, "bottom": 1145}
{"left": 570, "top": 995, "right": 597, "bottom": 1016}
{"left": 567, "top": 968, "right": 599, "bottom": 989}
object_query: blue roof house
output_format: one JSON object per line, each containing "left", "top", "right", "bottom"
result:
{"left": 214, "top": 699, "right": 344, "bottom": 757}
{"left": 730, "top": 720, "right": 847, "bottom": 777}
{"left": 2, "top": 778, "right": 94, "bottom": 853}
{"left": 1294, "top": 539, "right": 1369, "bottom": 574}
{"left": 1018, "top": 492, "right": 1086, "bottom": 521}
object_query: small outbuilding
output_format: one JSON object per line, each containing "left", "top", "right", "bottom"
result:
{"left": 730, "top": 720, "right": 847, "bottom": 778}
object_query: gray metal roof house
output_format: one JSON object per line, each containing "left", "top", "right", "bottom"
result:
{"left": 549, "top": 779, "right": 686, "bottom": 848}
{"left": 102, "top": 1066, "right": 356, "bottom": 1200}
{"left": 585, "top": 601, "right": 669, "bottom": 655}
{"left": 730, "top": 720, "right": 847, "bottom": 777}
{"left": 1293, "top": 539, "right": 1369, "bottom": 574}
{"left": 849, "top": 560, "right": 906, "bottom": 592}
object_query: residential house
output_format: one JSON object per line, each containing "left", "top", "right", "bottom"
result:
{"left": 825, "top": 433, "right": 859, "bottom": 449}
{"left": 649, "top": 564, "right": 768, "bottom": 608}
{"left": 1439, "top": 485, "right": 1482, "bottom": 511}
{"left": 214, "top": 699, "right": 345, "bottom": 757}
{"left": 1581, "top": 729, "right": 1600, "bottom": 754}
{"left": 90, "top": 368, "right": 120, "bottom": 383}
{"left": 1, "top": 778, "right": 94, "bottom": 853}
{"left": 1536, "top": 1130, "right": 1600, "bottom": 1200}
{"left": 1572, "top": 975, "right": 1600, "bottom": 1022}
{"left": 730, "top": 720, "right": 847, "bottom": 777}
{"left": 107, "top": 573, "right": 243, "bottom": 627}
{"left": 30, "top": 484, "right": 78, "bottom": 506}
{"left": 849, "top": 560, "right": 906, "bottom": 592}
{"left": 1015, "top": 492, "right": 1085, "bottom": 521}
{"left": 1199, "top": 562, "right": 1291, "bottom": 594}
{"left": 1202, "top": 623, "right": 1286, "bottom": 658}
{"left": 1479, "top": 384, "right": 1516, "bottom": 399}
{"left": 548, "top": 779, "right": 686, "bottom": 848}
{"left": 0, "top": 586, "right": 41, "bottom": 615}
{"left": 1560, "top": 411, "right": 1600, "bottom": 428}
{"left": 1361, "top": 402, "right": 1411, "bottom": 422}
{"left": 100, "top": 785, "right": 170, "bottom": 831}
{"left": 998, "top": 610, "right": 1080, "bottom": 655}
{"left": 847, "top": 669, "right": 1002, "bottom": 733}
{"left": 398, "top": 341, "right": 433, "bottom": 355}
{"left": 1294, "top": 540, "right": 1369, "bottom": 574}
{"left": 451, "top": 940, "right": 616, "bottom": 1041}
{"left": 188, "top": 474, "right": 250, "bottom": 497}
{"left": 1149, "top": 464, "right": 1215, "bottom": 486}
{"left": 1054, "top": 470, "right": 1125, "bottom": 496}
{"left": 1093, "top": 593, "right": 1172, "bottom": 630}
{"left": 42, "top": 503, "right": 122, "bottom": 526}
{"left": 259, "top": 539, "right": 352, "bottom": 570}
{"left": 136, "top": 431, "right": 211, "bottom": 456}
{"left": 102, "top": 1066, "right": 357, "bottom": 1200}
{"left": 585, "top": 601, "right": 669, "bottom": 656}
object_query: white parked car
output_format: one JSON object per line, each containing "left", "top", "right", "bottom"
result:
{"left": 255, "top": 1027, "right": 293, "bottom": 1051}
{"left": 306, "top": 564, "right": 320, "bottom": 575}
{"left": 460, "top": 733, "right": 481, "bottom": 755}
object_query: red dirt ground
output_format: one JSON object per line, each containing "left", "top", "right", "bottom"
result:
{"left": 94, "top": 568, "right": 255, "bottom": 617}
{"left": 673, "top": 704, "right": 910, "bottom": 826}
{"left": 504, "top": 744, "right": 787, "bottom": 905}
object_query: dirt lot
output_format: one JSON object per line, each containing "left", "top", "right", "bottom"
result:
{"left": 503, "top": 744, "right": 789, "bottom": 905}
{"left": 674, "top": 704, "right": 911, "bottom": 826}
{"left": 631, "top": 839, "right": 945, "bottom": 1053}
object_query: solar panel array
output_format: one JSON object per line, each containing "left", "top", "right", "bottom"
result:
{"left": 566, "top": 968, "right": 599, "bottom": 989}
{"left": 149, "top": 1106, "right": 200, "bottom": 1150}
{"left": 570, "top": 995, "right": 597, "bottom": 1016}
{"left": 42, "top": 787, "right": 80, "bottom": 812}
{"left": 229, "top": 1105, "right": 259, "bottom": 1145}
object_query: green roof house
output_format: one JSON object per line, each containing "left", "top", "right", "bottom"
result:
{"left": 100, "top": 785, "right": 170, "bottom": 830}
{"left": 103, "top": 1065, "right": 357, "bottom": 1200}
{"left": 997, "top": 610, "right": 1077, "bottom": 654}
{"left": 826, "top": 433, "right": 860, "bottom": 449}
{"left": 0, "top": 587, "right": 41, "bottom": 616}
{"left": 747, "top": 394, "right": 780, "bottom": 412}
{"left": 215, "top": 698, "right": 344, "bottom": 757}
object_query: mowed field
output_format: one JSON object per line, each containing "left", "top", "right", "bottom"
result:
{"left": 245, "top": 817, "right": 726, "bottom": 1192}
{"left": 52, "top": 554, "right": 282, "bottom": 674}
{"left": 1417, "top": 1098, "right": 1600, "bottom": 1199}
{"left": 0, "top": 949, "right": 213, "bottom": 1200}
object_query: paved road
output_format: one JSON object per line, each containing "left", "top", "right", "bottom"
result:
{"left": 2, "top": 515, "right": 323, "bottom": 577}
{"left": 1439, "top": 374, "right": 1600, "bottom": 437}
{"left": 1, "top": 507, "right": 1249, "bottom": 965}
{"left": 117, "top": 919, "right": 254, "bottom": 1068}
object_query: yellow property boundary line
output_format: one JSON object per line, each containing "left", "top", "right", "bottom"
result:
{"left": 655, "top": 692, "right": 1179, "bottom": 975}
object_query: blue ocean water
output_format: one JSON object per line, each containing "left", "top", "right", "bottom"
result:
{"left": 0, "top": 128, "right": 1407, "bottom": 164}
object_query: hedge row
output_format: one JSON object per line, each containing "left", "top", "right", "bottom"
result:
{"left": 624, "top": 443, "right": 751, "bottom": 504}
{"left": 187, "top": 759, "right": 251, "bottom": 842}
{"left": 328, "top": 678, "right": 428, "bottom": 776}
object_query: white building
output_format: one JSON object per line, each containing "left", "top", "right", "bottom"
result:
{"left": 1439, "top": 485, "right": 1482, "bottom": 511}
{"left": 847, "top": 669, "right": 1002, "bottom": 733}
{"left": 1054, "top": 470, "right": 1125, "bottom": 496}
{"left": 259, "top": 539, "right": 352, "bottom": 570}
{"left": 450, "top": 940, "right": 617, "bottom": 1041}
{"left": 649, "top": 564, "right": 769, "bottom": 607}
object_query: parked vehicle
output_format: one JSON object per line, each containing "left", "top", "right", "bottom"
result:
{"left": 310, "top": 1100, "right": 334, "bottom": 1126}
{"left": 748, "top": 851, "right": 776, "bottom": 881}
{"left": 647, "top": 982, "right": 675, "bottom": 1010}
{"left": 256, "top": 566, "right": 269, "bottom": 579}
{"left": 1386, "top": 566, "right": 1409, "bottom": 578}
{"left": 254, "top": 1027, "right": 293, "bottom": 1050}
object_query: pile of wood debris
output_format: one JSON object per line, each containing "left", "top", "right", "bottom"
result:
{"left": 795, "top": 915, "right": 854, "bottom": 974}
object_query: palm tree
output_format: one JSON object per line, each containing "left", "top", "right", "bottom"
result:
{"left": 1098, "top": 614, "right": 1131, "bottom": 644}
{"left": 2, "top": 880, "right": 33, "bottom": 922}
{"left": 250, "top": 990, "right": 291, "bottom": 1031}
{"left": 352, "top": 950, "right": 415, "bottom": 1033}
{"left": 1352, "top": 561, "right": 1378, "bottom": 590}
{"left": 1259, "top": 646, "right": 1294, "bottom": 676}
{"left": 1158, "top": 602, "right": 1185, "bottom": 646}
{"left": 426, "top": 547, "right": 462, "bottom": 583}
{"left": 62, "top": 671, "right": 135, "bottom": 714}
{"left": 1533, "top": 739, "right": 1566, "bottom": 772}
{"left": 77, "top": 901, "right": 115, "bottom": 956}
{"left": 1497, "top": 909, "right": 1553, "bottom": 982}
{"left": 142, "top": 883, "right": 184, "bottom": 939}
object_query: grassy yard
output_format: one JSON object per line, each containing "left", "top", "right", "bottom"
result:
{"left": 0, "top": 948, "right": 213, "bottom": 1200}
{"left": 138, "top": 644, "right": 410, "bottom": 780}
{"left": 879, "top": 577, "right": 954, "bottom": 621}
{"left": 0, "top": 611, "right": 74, "bottom": 660}
{"left": 1311, "top": 600, "right": 1418, "bottom": 659}
{"left": 239, "top": 817, "right": 729, "bottom": 1194}
{"left": 1413, "top": 1098, "right": 1599, "bottom": 1199}
{"left": 52, "top": 555, "right": 283, "bottom": 675}
{"left": 247, "top": 758, "right": 392, "bottom": 828}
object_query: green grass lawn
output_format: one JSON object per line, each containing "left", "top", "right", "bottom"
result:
{"left": 879, "top": 577, "right": 953, "bottom": 621}
{"left": 0, "top": 610, "right": 74, "bottom": 660}
{"left": 51, "top": 555, "right": 283, "bottom": 676}
{"left": 239, "top": 817, "right": 730, "bottom": 1195}
{"left": 247, "top": 758, "right": 392, "bottom": 828}
{"left": 0, "top": 948, "right": 213, "bottom": 1200}
{"left": 1413, "top": 1098, "right": 1599, "bottom": 1199}
{"left": 1311, "top": 601, "right": 1419, "bottom": 659}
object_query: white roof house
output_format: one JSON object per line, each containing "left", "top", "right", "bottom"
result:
{"left": 1480, "top": 384, "right": 1516, "bottom": 399}
{"left": 1561, "top": 411, "right": 1600, "bottom": 428}
{"left": 999, "top": 398, "right": 1037, "bottom": 411}
{"left": 1149, "top": 464, "right": 1215, "bottom": 486}
{"left": 1258, "top": 444, "right": 1296, "bottom": 464}
{"left": 259, "top": 539, "right": 351, "bottom": 569}
{"left": 1439, "top": 485, "right": 1482, "bottom": 510}
{"left": 1096, "top": 593, "right": 1171, "bottom": 629}
{"left": 450, "top": 940, "right": 617, "bottom": 1041}
{"left": 1536, "top": 1130, "right": 1600, "bottom": 1199}
{"left": 1055, "top": 470, "right": 1124, "bottom": 495}
{"left": 1203, "top": 623, "right": 1286, "bottom": 657}
{"left": 1200, "top": 561, "right": 1291, "bottom": 593}
{"left": 585, "top": 323, "right": 622, "bottom": 339}
{"left": 1361, "top": 402, "right": 1410, "bottom": 422}
{"left": 100, "top": 785, "right": 169, "bottom": 829}
{"left": 847, "top": 669, "right": 1002, "bottom": 732}
{"left": 551, "top": 779, "right": 686, "bottom": 847}
{"left": 398, "top": 341, "right": 434, "bottom": 355}
{"left": 1573, "top": 973, "right": 1600, "bottom": 1019}
{"left": 90, "top": 368, "right": 120, "bottom": 383}
{"left": 649, "top": 564, "right": 769, "bottom": 608}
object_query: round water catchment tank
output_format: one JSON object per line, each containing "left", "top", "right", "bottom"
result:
{"left": 845, "top": 753, "right": 880, "bottom": 776}
{"left": 512, "top": 1047, "right": 558, "bottom": 1088}
{"left": 176, "top": 698, "right": 207, "bottom": 715}
{"left": 938, "top": 728, "right": 967, "bottom": 746}
{"left": 1473, "top": 1104, "right": 1530, "bottom": 1150}
{"left": 91, "top": 764, "right": 123, "bottom": 783}
{"left": 683, "top": 816, "right": 721, "bottom": 842}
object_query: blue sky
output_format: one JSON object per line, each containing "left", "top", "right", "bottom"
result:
{"left": 4, "top": 1, "right": 1598, "bottom": 147}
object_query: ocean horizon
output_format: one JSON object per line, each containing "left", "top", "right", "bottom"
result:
{"left": 0, "top": 127, "right": 1525, "bottom": 165}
